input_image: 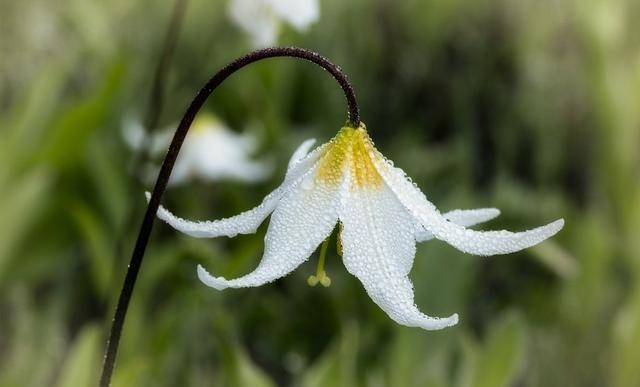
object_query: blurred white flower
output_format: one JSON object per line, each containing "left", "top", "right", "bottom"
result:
{"left": 123, "top": 115, "right": 272, "bottom": 186}
{"left": 228, "top": 0, "right": 319, "bottom": 48}
{"left": 151, "top": 123, "right": 564, "bottom": 330}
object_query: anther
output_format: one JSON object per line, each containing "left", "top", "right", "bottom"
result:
{"left": 307, "top": 275, "right": 319, "bottom": 286}
{"left": 319, "top": 271, "right": 331, "bottom": 287}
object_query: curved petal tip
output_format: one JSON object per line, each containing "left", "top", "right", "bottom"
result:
{"left": 421, "top": 313, "right": 459, "bottom": 330}
{"left": 286, "top": 138, "right": 317, "bottom": 171}
{"left": 553, "top": 218, "right": 565, "bottom": 231}
{"left": 197, "top": 264, "right": 228, "bottom": 290}
{"left": 487, "top": 208, "right": 501, "bottom": 217}
{"left": 544, "top": 219, "right": 565, "bottom": 238}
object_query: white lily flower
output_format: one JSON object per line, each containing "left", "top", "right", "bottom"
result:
{"left": 124, "top": 115, "right": 272, "bottom": 186}
{"left": 151, "top": 124, "right": 564, "bottom": 330}
{"left": 228, "top": 0, "right": 319, "bottom": 48}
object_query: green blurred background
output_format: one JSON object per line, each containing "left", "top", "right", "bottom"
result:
{"left": 1, "top": 0, "right": 639, "bottom": 386}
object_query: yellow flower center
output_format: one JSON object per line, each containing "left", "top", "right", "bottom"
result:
{"left": 315, "top": 124, "right": 382, "bottom": 189}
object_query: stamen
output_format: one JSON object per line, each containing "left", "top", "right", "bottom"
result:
{"left": 307, "top": 237, "right": 332, "bottom": 287}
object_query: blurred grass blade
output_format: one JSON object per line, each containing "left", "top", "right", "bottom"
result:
{"left": 1, "top": 65, "right": 66, "bottom": 160}
{"left": 385, "top": 328, "right": 451, "bottom": 387}
{"left": 611, "top": 288, "right": 640, "bottom": 387}
{"left": 223, "top": 345, "right": 277, "bottom": 387}
{"left": 459, "top": 312, "right": 526, "bottom": 387}
{"left": 70, "top": 202, "right": 114, "bottom": 297}
{"left": 0, "top": 168, "right": 50, "bottom": 282}
{"left": 42, "top": 60, "right": 125, "bottom": 169}
{"left": 53, "top": 324, "right": 102, "bottom": 387}
{"left": 299, "top": 323, "right": 358, "bottom": 387}
{"left": 530, "top": 239, "right": 578, "bottom": 279}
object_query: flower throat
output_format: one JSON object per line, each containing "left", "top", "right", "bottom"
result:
{"left": 315, "top": 124, "right": 382, "bottom": 189}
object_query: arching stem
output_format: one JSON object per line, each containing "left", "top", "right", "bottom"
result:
{"left": 99, "top": 47, "right": 360, "bottom": 387}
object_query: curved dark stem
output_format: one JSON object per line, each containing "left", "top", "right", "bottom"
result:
{"left": 99, "top": 47, "right": 360, "bottom": 387}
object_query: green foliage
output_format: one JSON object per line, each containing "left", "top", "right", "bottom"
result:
{"left": 299, "top": 324, "right": 358, "bottom": 387}
{"left": 458, "top": 312, "right": 526, "bottom": 387}
{"left": 1, "top": 0, "right": 639, "bottom": 386}
{"left": 53, "top": 324, "right": 103, "bottom": 387}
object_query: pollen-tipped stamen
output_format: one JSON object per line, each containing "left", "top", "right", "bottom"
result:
{"left": 307, "top": 237, "right": 331, "bottom": 287}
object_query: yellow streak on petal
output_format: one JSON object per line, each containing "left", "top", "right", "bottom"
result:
{"left": 315, "top": 128, "right": 349, "bottom": 186}
{"left": 315, "top": 124, "right": 382, "bottom": 189}
{"left": 350, "top": 125, "right": 382, "bottom": 189}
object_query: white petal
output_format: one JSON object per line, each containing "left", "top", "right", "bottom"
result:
{"left": 198, "top": 164, "right": 343, "bottom": 289}
{"left": 148, "top": 189, "right": 275, "bottom": 238}
{"left": 339, "top": 184, "right": 458, "bottom": 330}
{"left": 286, "top": 138, "right": 316, "bottom": 173}
{"left": 151, "top": 142, "right": 327, "bottom": 238}
{"left": 270, "top": 0, "right": 319, "bottom": 30}
{"left": 181, "top": 123, "right": 272, "bottom": 184}
{"left": 121, "top": 119, "right": 147, "bottom": 151}
{"left": 228, "top": 0, "right": 279, "bottom": 48}
{"left": 236, "top": 132, "right": 261, "bottom": 153}
{"left": 121, "top": 119, "right": 173, "bottom": 156}
{"left": 415, "top": 208, "right": 501, "bottom": 242}
{"left": 148, "top": 125, "right": 174, "bottom": 155}
{"left": 372, "top": 156, "right": 564, "bottom": 255}
{"left": 167, "top": 147, "right": 195, "bottom": 186}
{"left": 193, "top": 138, "right": 272, "bottom": 183}
{"left": 206, "top": 159, "right": 272, "bottom": 183}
